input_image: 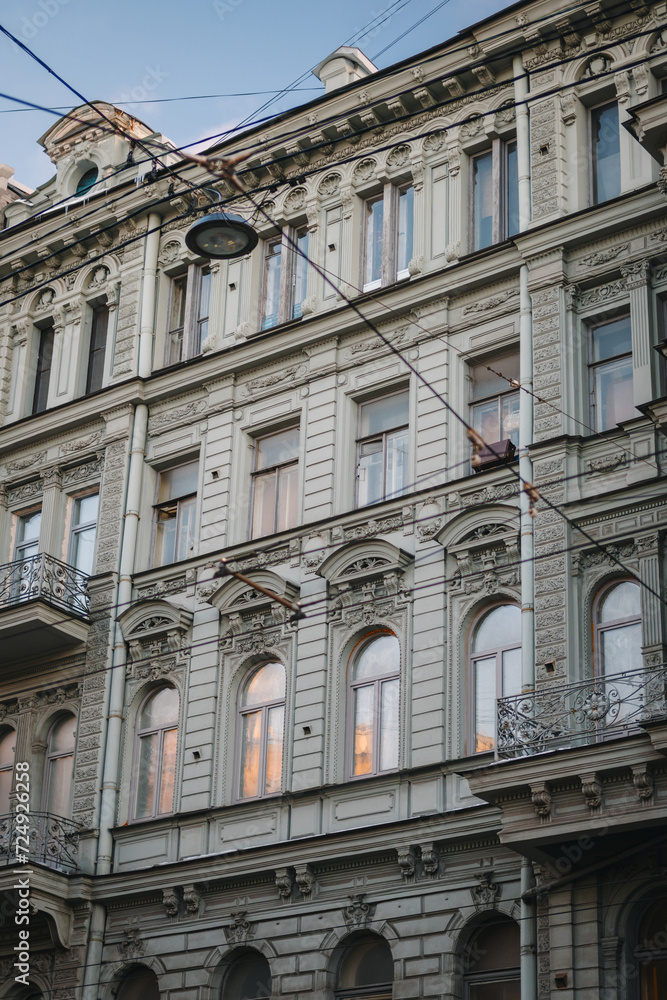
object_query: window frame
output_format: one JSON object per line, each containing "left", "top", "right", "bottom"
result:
{"left": 0, "top": 727, "right": 16, "bottom": 814}
{"left": 592, "top": 578, "right": 642, "bottom": 678}
{"left": 85, "top": 302, "right": 110, "bottom": 394}
{"left": 260, "top": 224, "right": 309, "bottom": 330}
{"left": 42, "top": 713, "right": 77, "bottom": 818}
{"left": 131, "top": 685, "right": 179, "bottom": 821}
{"left": 165, "top": 263, "right": 211, "bottom": 365}
{"left": 468, "top": 603, "right": 522, "bottom": 755}
{"left": 361, "top": 180, "right": 415, "bottom": 292}
{"left": 249, "top": 425, "right": 300, "bottom": 539}
{"left": 152, "top": 458, "right": 199, "bottom": 567}
{"left": 68, "top": 491, "right": 99, "bottom": 576}
{"left": 355, "top": 388, "right": 410, "bottom": 508}
{"left": 14, "top": 508, "right": 42, "bottom": 562}
{"left": 236, "top": 661, "right": 286, "bottom": 802}
{"left": 589, "top": 98, "right": 621, "bottom": 206}
{"left": 468, "top": 350, "right": 521, "bottom": 451}
{"left": 587, "top": 312, "right": 633, "bottom": 432}
{"left": 346, "top": 630, "right": 401, "bottom": 780}
{"left": 32, "top": 321, "right": 55, "bottom": 414}
{"left": 470, "top": 137, "right": 519, "bottom": 251}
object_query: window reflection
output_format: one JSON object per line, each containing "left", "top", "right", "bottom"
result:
{"left": 471, "top": 605, "right": 522, "bottom": 753}
{"left": 44, "top": 714, "right": 77, "bottom": 817}
{"left": 239, "top": 662, "right": 286, "bottom": 799}
{"left": 349, "top": 632, "right": 400, "bottom": 777}
{"left": 134, "top": 686, "right": 179, "bottom": 819}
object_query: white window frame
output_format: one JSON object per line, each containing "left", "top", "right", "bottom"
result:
{"left": 346, "top": 630, "right": 400, "bottom": 780}
{"left": 131, "top": 686, "right": 179, "bottom": 821}
{"left": 165, "top": 263, "right": 210, "bottom": 364}
{"left": 355, "top": 388, "right": 410, "bottom": 508}
{"left": 470, "top": 137, "right": 518, "bottom": 251}
{"left": 249, "top": 425, "right": 300, "bottom": 539}
{"left": 236, "top": 661, "right": 286, "bottom": 802}
{"left": 588, "top": 312, "right": 633, "bottom": 432}
{"left": 589, "top": 98, "right": 621, "bottom": 207}
{"left": 260, "top": 225, "right": 309, "bottom": 330}
{"left": 362, "top": 181, "right": 415, "bottom": 292}
{"left": 152, "top": 459, "right": 199, "bottom": 567}
{"left": 42, "top": 713, "right": 77, "bottom": 818}
{"left": 68, "top": 492, "right": 99, "bottom": 576}
{"left": 468, "top": 603, "right": 522, "bottom": 755}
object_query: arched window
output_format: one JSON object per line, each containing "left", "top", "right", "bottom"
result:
{"left": 221, "top": 950, "right": 271, "bottom": 1000}
{"left": 116, "top": 965, "right": 160, "bottom": 1000}
{"left": 636, "top": 899, "right": 667, "bottom": 998}
{"left": 336, "top": 934, "right": 393, "bottom": 1000}
{"left": 43, "top": 714, "right": 77, "bottom": 817}
{"left": 594, "top": 579, "right": 642, "bottom": 675}
{"left": 463, "top": 917, "right": 520, "bottom": 998}
{"left": 348, "top": 631, "right": 400, "bottom": 778}
{"left": 0, "top": 728, "right": 16, "bottom": 813}
{"left": 75, "top": 166, "right": 98, "bottom": 197}
{"left": 470, "top": 604, "right": 521, "bottom": 753}
{"left": 134, "top": 686, "right": 179, "bottom": 819}
{"left": 238, "top": 662, "right": 285, "bottom": 800}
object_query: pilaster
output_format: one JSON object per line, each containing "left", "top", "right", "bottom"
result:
{"left": 621, "top": 261, "right": 654, "bottom": 409}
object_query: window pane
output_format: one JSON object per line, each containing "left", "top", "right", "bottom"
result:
{"left": 338, "top": 936, "right": 394, "bottom": 988}
{"left": 473, "top": 150, "right": 493, "bottom": 250}
{"left": 198, "top": 269, "right": 211, "bottom": 322}
{"left": 474, "top": 605, "right": 521, "bottom": 652}
{"left": 502, "top": 646, "right": 522, "bottom": 697}
{"left": 359, "top": 391, "right": 409, "bottom": 437}
{"left": 252, "top": 470, "right": 277, "bottom": 538}
{"left": 472, "top": 398, "right": 501, "bottom": 444}
{"left": 71, "top": 524, "right": 96, "bottom": 575}
{"left": 32, "top": 325, "right": 55, "bottom": 414}
{"left": 469, "top": 981, "right": 520, "bottom": 1000}
{"left": 0, "top": 730, "right": 15, "bottom": 768}
{"left": 170, "top": 275, "right": 187, "bottom": 332}
{"left": 140, "top": 687, "right": 179, "bottom": 729}
{"left": 224, "top": 954, "right": 272, "bottom": 1000}
{"left": 243, "top": 662, "right": 286, "bottom": 706}
{"left": 49, "top": 715, "right": 77, "bottom": 752}
{"left": 592, "top": 317, "right": 632, "bottom": 362}
{"left": 385, "top": 427, "right": 408, "bottom": 499}
{"left": 501, "top": 393, "right": 521, "bottom": 447}
{"left": 0, "top": 766, "right": 12, "bottom": 813}
{"left": 471, "top": 354, "right": 520, "bottom": 399}
{"left": 86, "top": 306, "right": 108, "bottom": 393}
{"left": 45, "top": 753, "right": 74, "bottom": 815}
{"left": 262, "top": 240, "right": 282, "bottom": 329}
{"left": 364, "top": 197, "right": 384, "bottom": 286}
{"left": 240, "top": 710, "right": 261, "bottom": 798}
{"left": 475, "top": 656, "right": 497, "bottom": 752}
{"left": 136, "top": 733, "right": 158, "bottom": 817}
{"left": 380, "top": 678, "right": 399, "bottom": 771}
{"left": 602, "top": 622, "right": 642, "bottom": 674}
{"left": 175, "top": 494, "right": 196, "bottom": 561}
{"left": 276, "top": 462, "right": 298, "bottom": 532}
{"left": 354, "top": 634, "right": 400, "bottom": 681}
{"left": 592, "top": 102, "right": 620, "bottom": 204}
{"left": 506, "top": 140, "right": 519, "bottom": 237}
{"left": 158, "top": 727, "right": 177, "bottom": 814}
{"left": 594, "top": 356, "right": 634, "bottom": 430}
{"left": 155, "top": 507, "right": 177, "bottom": 565}
{"left": 74, "top": 494, "right": 99, "bottom": 526}
{"left": 357, "top": 438, "right": 384, "bottom": 507}
{"left": 256, "top": 427, "right": 300, "bottom": 470}
{"left": 292, "top": 229, "right": 309, "bottom": 319}
{"left": 18, "top": 511, "right": 41, "bottom": 544}
{"left": 353, "top": 684, "right": 374, "bottom": 775}
{"left": 599, "top": 581, "right": 641, "bottom": 622}
{"left": 158, "top": 461, "right": 198, "bottom": 502}
{"left": 265, "top": 704, "right": 284, "bottom": 794}
{"left": 397, "top": 185, "right": 414, "bottom": 275}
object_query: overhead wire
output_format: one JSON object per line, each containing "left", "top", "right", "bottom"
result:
{"left": 372, "top": 0, "right": 454, "bottom": 60}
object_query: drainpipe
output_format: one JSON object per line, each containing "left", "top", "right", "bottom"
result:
{"left": 83, "top": 215, "right": 159, "bottom": 996}
{"left": 514, "top": 55, "right": 537, "bottom": 1000}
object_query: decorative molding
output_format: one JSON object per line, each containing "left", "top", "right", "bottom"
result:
{"left": 531, "top": 781, "right": 552, "bottom": 820}
{"left": 343, "top": 893, "right": 375, "bottom": 931}
{"left": 162, "top": 888, "right": 180, "bottom": 917}
{"left": 580, "top": 772, "right": 603, "bottom": 810}
{"left": 397, "top": 845, "right": 418, "bottom": 881}
{"left": 295, "top": 863, "right": 315, "bottom": 897}
{"left": 118, "top": 929, "right": 145, "bottom": 959}
{"left": 631, "top": 764, "right": 654, "bottom": 804}
{"left": 183, "top": 884, "right": 202, "bottom": 916}
{"left": 242, "top": 363, "right": 307, "bottom": 396}
{"left": 471, "top": 872, "right": 499, "bottom": 910}
{"left": 223, "top": 911, "right": 255, "bottom": 946}
{"left": 275, "top": 867, "right": 295, "bottom": 901}
{"left": 421, "top": 842, "right": 442, "bottom": 878}
{"left": 463, "top": 288, "right": 519, "bottom": 314}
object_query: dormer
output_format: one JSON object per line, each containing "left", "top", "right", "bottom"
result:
{"left": 313, "top": 46, "right": 378, "bottom": 93}
{"left": 35, "top": 101, "right": 171, "bottom": 202}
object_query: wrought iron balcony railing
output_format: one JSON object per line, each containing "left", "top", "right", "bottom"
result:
{"left": 0, "top": 553, "right": 90, "bottom": 617}
{"left": 497, "top": 664, "right": 667, "bottom": 759}
{"left": 0, "top": 811, "right": 83, "bottom": 872}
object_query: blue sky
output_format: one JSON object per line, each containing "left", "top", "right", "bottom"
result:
{"left": 0, "top": 0, "right": 513, "bottom": 190}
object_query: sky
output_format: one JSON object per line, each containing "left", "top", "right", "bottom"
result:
{"left": 0, "top": 0, "right": 514, "bottom": 191}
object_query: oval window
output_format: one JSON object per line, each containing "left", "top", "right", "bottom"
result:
{"left": 76, "top": 167, "right": 98, "bottom": 196}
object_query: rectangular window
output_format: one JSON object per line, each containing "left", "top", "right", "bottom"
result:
{"left": 165, "top": 266, "right": 210, "bottom": 364}
{"left": 251, "top": 426, "right": 300, "bottom": 538}
{"left": 356, "top": 390, "right": 409, "bottom": 506}
{"left": 589, "top": 315, "right": 634, "bottom": 431}
{"left": 85, "top": 306, "right": 109, "bottom": 394}
{"left": 14, "top": 510, "right": 41, "bottom": 561}
{"left": 472, "top": 139, "right": 519, "bottom": 251}
{"left": 153, "top": 460, "right": 198, "bottom": 566}
{"left": 591, "top": 101, "right": 621, "bottom": 205}
{"left": 69, "top": 493, "right": 99, "bottom": 575}
{"left": 362, "top": 184, "right": 415, "bottom": 291}
{"left": 32, "top": 324, "right": 54, "bottom": 414}
{"left": 470, "top": 352, "right": 521, "bottom": 449}
{"left": 261, "top": 228, "right": 309, "bottom": 329}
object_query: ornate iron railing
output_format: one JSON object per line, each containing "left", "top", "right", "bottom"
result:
{"left": 0, "top": 811, "right": 83, "bottom": 872}
{"left": 497, "top": 664, "right": 667, "bottom": 759}
{"left": 0, "top": 553, "right": 90, "bottom": 617}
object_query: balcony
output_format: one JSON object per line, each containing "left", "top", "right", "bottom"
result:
{"left": 497, "top": 664, "right": 667, "bottom": 759}
{"left": 0, "top": 553, "right": 90, "bottom": 660}
{"left": 0, "top": 811, "right": 83, "bottom": 873}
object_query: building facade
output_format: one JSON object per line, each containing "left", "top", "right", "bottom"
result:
{"left": 1, "top": 1, "right": 667, "bottom": 998}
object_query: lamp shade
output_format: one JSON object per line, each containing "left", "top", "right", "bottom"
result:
{"left": 185, "top": 212, "right": 258, "bottom": 259}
